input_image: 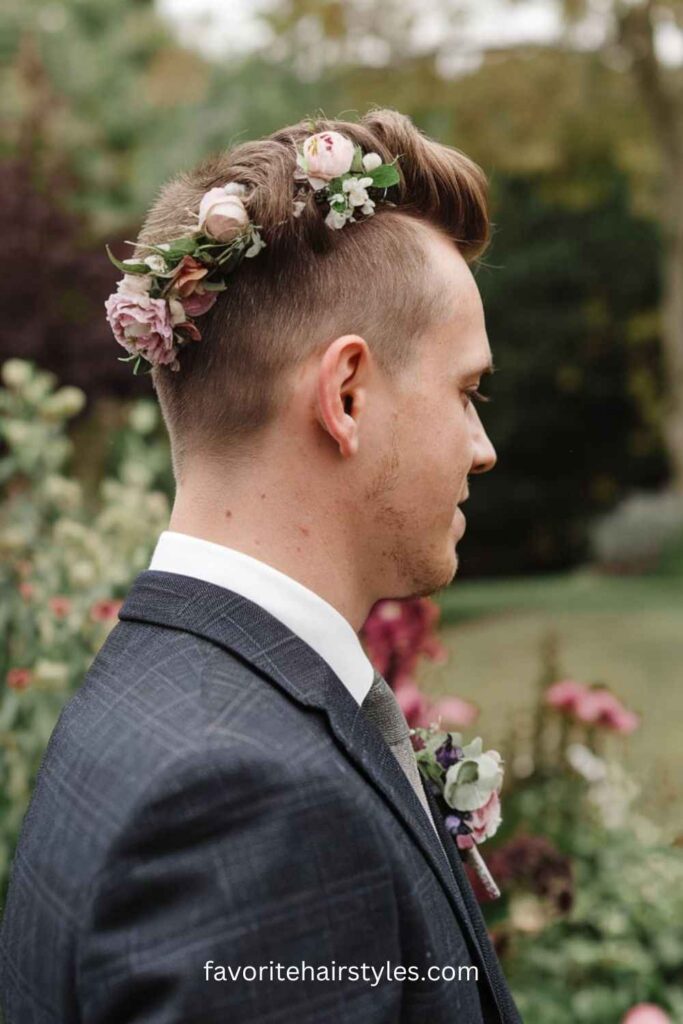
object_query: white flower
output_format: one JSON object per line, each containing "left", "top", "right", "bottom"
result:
{"left": 222, "top": 181, "right": 248, "bottom": 197}
{"left": 361, "top": 200, "right": 375, "bottom": 216}
{"left": 144, "top": 254, "right": 169, "bottom": 274}
{"left": 443, "top": 741, "right": 504, "bottom": 812}
{"left": 1, "top": 359, "right": 33, "bottom": 389}
{"left": 117, "top": 273, "right": 153, "bottom": 297}
{"left": 245, "top": 230, "right": 266, "bottom": 258}
{"left": 325, "top": 208, "right": 350, "bottom": 230}
{"left": 362, "top": 152, "right": 382, "bottom": 172}
{"left": 343, "top": 176, "right": 374, "bottom": 207}
{"left": 342, "top": 175, "right": 373, "bottom": 192}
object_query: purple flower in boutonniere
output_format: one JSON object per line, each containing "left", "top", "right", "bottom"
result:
{"left": 435, "top": 733, "right": 464, "bottom": 771}
{"left": 414, "top": 726, "right": 504, "bottom": 899}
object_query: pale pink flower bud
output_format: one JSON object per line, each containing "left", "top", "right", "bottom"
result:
{"left": 362, "top": 151, "right": 382, "bottom": 171}
{"left": 302, "top": 131, "right": 355, "bottom": 189}
{"left": 198, "top": 187, "right": 250, "bottom": 242}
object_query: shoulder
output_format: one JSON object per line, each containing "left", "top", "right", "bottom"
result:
{"left": 20, "top": 619, "right": 370, "bottom": 884}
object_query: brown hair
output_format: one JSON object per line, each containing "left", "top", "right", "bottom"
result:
{"left": 136, "top": 108, "right": 490, "bottom": 475}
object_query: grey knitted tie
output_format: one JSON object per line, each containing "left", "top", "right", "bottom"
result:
{"left": 361, "top": 669, "right": 442, "bottom": 838}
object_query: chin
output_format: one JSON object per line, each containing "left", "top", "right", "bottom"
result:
{"left": 409, "top": 550, "right": 458, "bottom": 599}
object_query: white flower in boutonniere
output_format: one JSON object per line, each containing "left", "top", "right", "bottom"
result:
{"left": 443, "top": 737, "right": 504, "bottom": 813}
{"left": 414, "top": 728, "right": 505, "bottom": 899}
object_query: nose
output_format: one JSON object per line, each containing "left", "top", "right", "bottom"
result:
{"left": 469, "top": 407, "right": 497, "bottom": 475}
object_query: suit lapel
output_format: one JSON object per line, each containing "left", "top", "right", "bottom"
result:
{"left": 118, "top": 570, "right": 503, "bottom": 1016}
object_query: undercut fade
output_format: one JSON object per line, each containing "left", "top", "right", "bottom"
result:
{"left": 135, "top": 108, "right": 490, "bottom": 477}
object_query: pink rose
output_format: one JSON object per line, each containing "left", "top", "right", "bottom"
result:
{"left": 546, "top": 679, "right": 588, "bottom": 713}
{"left": 105, "top": 291, "right": 177, "bottom": 368}
{"left": 622, "top": 1005, "right": 672, "bottom": 1024}
{"left": 469, "top": 790, "right": 502, "bottom": 844}
{"left": 303, "top": 131, "right": 355, "bottom": 189}
{"left": 198, "top": 188, "right": 250, "bottom": 242}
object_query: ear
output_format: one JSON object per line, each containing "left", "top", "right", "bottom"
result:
{"left": 314, "top": 334, "right": 369, "bottom": 458}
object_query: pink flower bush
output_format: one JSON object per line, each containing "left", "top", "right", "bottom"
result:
{"left": 546, "top": 679, "right": 640, "bottom": 736}
{"left": 362, "top": 596, "right": 476, "bottom": 729}
{"left": 48, "top": 595, "right": 72, "bottom": 618}
{"left": 397, "top": 681, "right": 478, "bottom": 730}
{"left": 361, "top": 597, "right": 448, "bottom": 688}
{"left": 90, "top": 599, "right": 123, "bottom": 623}
{"left": 574, "top": 688, "right": 640, "bottom": 734}
{"left": 7, "top": 668, "right": 32, "bottom": 690}
{"left": 105, "top": 291, "right": 178, "bottom": 368}
{"left": 546, "top": 678, "right": 588, "bottom": 713}
{"left": 622, "top": 1005, "right": 672, "bottom": 1024}
{"left": 302, "top": 131, "right": 355, "bottom": 189}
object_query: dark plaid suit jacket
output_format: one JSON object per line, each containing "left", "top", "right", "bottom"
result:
{"left": 0, "top": 571, "right": 522, "bottom": 1023}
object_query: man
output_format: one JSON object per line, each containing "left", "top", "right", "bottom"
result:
{"left": 0, "top": 109, "right": 522, "bottom": 1022}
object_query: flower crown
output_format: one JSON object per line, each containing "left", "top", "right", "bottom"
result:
{"left": 105, "top": 131, "right": 401, "bottom": 374}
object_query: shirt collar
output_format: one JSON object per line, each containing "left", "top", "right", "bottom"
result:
{"left": 148, "top": 530, "right": 374, "bottom": 706}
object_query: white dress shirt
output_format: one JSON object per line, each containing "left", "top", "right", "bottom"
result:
{"left": 148, "top": 530, "right": 375, "bottom": 705}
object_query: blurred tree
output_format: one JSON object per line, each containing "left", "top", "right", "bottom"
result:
{"left": 560, "top": 1, "right": 683, "bottom": 495}
{"left": 463, "top": 164, "right": 667, "bottom": 575}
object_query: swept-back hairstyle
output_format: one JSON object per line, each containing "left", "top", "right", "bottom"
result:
{"left": 136, "top": 108, "right": 490, "bottom": 475}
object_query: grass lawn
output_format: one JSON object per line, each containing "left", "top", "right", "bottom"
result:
{"left": 423, "top": 570, "right": 683, "bottom": 831}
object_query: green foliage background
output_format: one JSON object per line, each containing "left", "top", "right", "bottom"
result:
{"left": 1, "top": 2, "right": 682, "bottom": 1020}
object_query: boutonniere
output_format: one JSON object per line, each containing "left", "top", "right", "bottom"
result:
{"left": 413, "top": 728, "right": 503, "bottom": 899}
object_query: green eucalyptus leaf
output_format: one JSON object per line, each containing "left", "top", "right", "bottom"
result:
{"left": 105, "top": 246, "right": 147, "bottom": 275}
{"left": 165, "top": 237, "right": 199, "bottom": 256}
{"left": 351, "top": 145, "right": 364, "bottom": 174}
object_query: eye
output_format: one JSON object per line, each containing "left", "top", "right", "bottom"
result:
{"left": 463, "top": 387, "right": 491, "bottom": 407}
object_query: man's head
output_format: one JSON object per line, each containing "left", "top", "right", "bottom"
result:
{"left": 140, "top": 108, "right": 496, "bottom": 613}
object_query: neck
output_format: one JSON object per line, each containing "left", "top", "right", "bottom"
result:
{"left": 168, "top": 461, "right": 374, "bottom": 633}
